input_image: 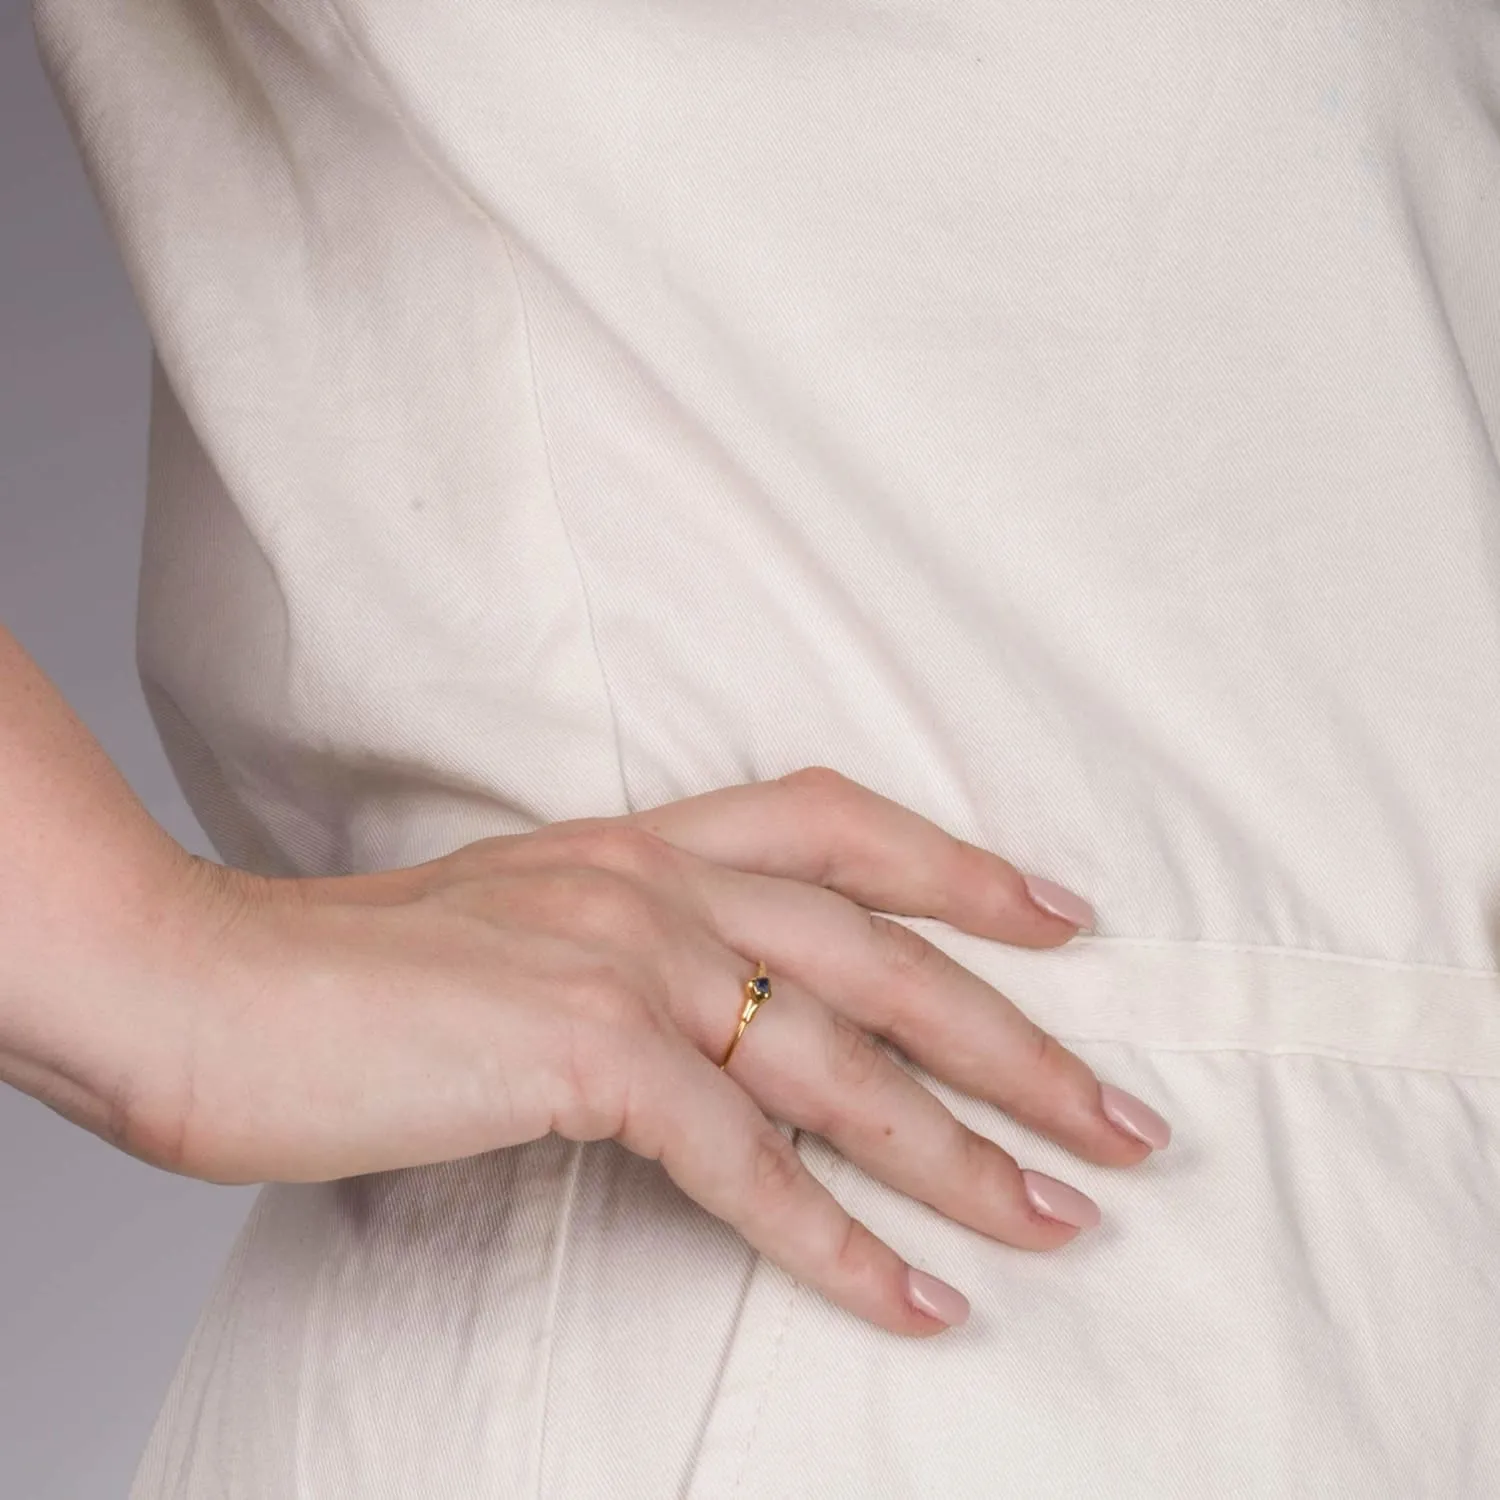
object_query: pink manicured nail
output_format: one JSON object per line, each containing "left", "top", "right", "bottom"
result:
{"left": 1022, "top": 875, "right": 1095, "bottom": 931}
{"left": 1099, "top": 1083, "right": 1173, "bottom": 1150}
{"left": 905, "top": 1268, "right": 971, "bottom": 1327}
{"left": 1022, "top": 1170, "right": 1102, "bottom": 1229}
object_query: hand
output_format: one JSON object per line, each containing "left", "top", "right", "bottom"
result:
{"left": 118, "top": 767, "right": 1171, "bottom": 1337}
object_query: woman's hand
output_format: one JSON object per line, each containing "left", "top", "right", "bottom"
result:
{"left": 118, "top": 767, "right": 1171, "bottom": 1337}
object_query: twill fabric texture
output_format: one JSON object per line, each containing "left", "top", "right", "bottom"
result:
{"left": 34, "top": 0, "right": 1500, "bottom": 1495}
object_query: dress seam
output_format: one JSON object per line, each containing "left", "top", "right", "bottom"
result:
{"left": 498, "top": 230, "right": 637, "bottom": 817}
{"left": 1056, "top": 932, "right": 1500, "bottom": 981}
{"left": 292, "top": 1190, "right": 320, "bottom": 1500}
{"left": 1042, "top": 1036, "right": 1500, "bottom": 1082}
{"left": 893, "top": 918, "right": 1500, "bottom": 983}
{"left": 721, "top": 1140, "right": 855, "bottom": 1498}
{"left": 313, "top": 0, "right": 635, "bottom": 822}
{"left": 727, "top": 1280, "right": 798, "bottom": 1500}
{"left": 528, "top": 1141, "right": 587, "bottom": 1499}
{"left": 303, "top": 12, "right": 626, "bottom": 1496}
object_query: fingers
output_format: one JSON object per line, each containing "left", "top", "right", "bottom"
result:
{"left": 722, "top": 972, "right": 1099, "bottom": 1251}
{"left": 694, "top": 864, "right": 1170, "bottom": 1168}
{"left": 620, "top": 1033, "right": 971, "bottom": 1337}
{"left": 623, "top": 767, "right": 1094, "bottom": 948}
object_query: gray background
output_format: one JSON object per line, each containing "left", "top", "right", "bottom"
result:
{"left": 1, "top": 5, "right": 257, "bottom": 1495}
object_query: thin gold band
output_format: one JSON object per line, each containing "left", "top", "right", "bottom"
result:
{"left": 718, "top": 960, "right": 772, "bottom": 1070}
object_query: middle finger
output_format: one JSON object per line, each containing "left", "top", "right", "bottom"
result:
{"left": 719, "top": 968, "right": 1102, "bottom": 1247}
{"left": 697, "top": 865, "right": 1171, "bottom": 1167}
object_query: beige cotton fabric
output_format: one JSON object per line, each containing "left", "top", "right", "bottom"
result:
{"left": 34, "top": 0, "right": 1500, "bottom": 1494}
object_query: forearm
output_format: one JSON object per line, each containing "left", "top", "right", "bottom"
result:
{"left": 0, "top": 622, "right": 212, "bottom": 1140}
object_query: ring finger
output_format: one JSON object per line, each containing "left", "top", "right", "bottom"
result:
{"left": 705, "top": 960, "right": 1101, "bottom": 1249}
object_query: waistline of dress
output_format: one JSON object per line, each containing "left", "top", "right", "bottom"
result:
{"left": 888, "top": 918, "right": 1500, "bottom": 1079}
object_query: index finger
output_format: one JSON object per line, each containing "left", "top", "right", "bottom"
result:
{"left": 627, "top": 766, "right": 1095, "bottom": 947}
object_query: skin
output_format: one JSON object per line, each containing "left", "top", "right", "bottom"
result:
{"left": 0, "top": 621, "right": 1159, "bottom": 1339}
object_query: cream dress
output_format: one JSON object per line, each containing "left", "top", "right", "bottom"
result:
{"left": 36, "top": 0, "right": 1500, "bottom": 1494}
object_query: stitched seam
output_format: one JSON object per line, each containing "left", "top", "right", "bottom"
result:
{"left": 313, "top": 0, "right": 633, "bottom": 821}
{"left": 1053, "top": 934, "right": 1500, "bottom": 981}
{"left": 898, "top": 922, "right": 1500, "bottom": 983}
{"left": 725, "top": 1279, "right": 798, "bottom": 1500}
{"left": 529, "top": 1141, "right": 587, "bottom": 1498}
{"left": 1047, "top": 1035, "right": 1500, "bottom": 1083}
{"left": 498, "top": 229, "right": 635, "bottom": 814}
{"left": 306, "top": 13, "right": 627, "bottom": 1494}
{"left": 725, "top": 1138, "right": 855, "bottom": 1498}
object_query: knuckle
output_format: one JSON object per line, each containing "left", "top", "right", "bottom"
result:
{"left": 548, "top": 821, "right": 678, "bottom": 883}
{"left": 952, "top": 837, "right": 1022, "bottom": 911}
{"left": 777, "top": 764, "right": 849, "bottom": 793}
{"left": 776, "top": 765, "right": 860, "bottom": 823}
{"left": 448, "top": 832, "right": 521, "bottom": 869}
{"left": 773, "top": 767, "right": 878, "bottom": 890}
{"left": 1023, "top": 1020, "right": 1065, "bottom": 1076}
{"left": 555, "top": 1041, "right": 629, "bottom": 1141}
{"left": 866, "top": 912, "right": 943, "bottom": 980}
{"left": 827, "top": 1212, "right": 883, "bottom": 1287}
{"left": 569, "top": 964, "right": 641, "bottom": 1027}
{"left": 555, "top": 1003, "right": 653, "bottom": 1142}
{"left": 592, "top": 822, "right": 680, "bottom": 881}
{"left": 791, "top": 1072, "right": 843, "bottom": 1141}
{"left": 567, "top": 970, "right": 673, "bottom": 1072}
{"left": 824, "top": 1014, "right": 886, "bottom": 1093}
{"left": 560, "top": 866, "right": 663, "bottom": 946}
{"left": 957, "top": 1122, "right": 1021, "bottom": 1200}
{"left": 749, "top": 1125, "right": 807, "bottom": 1203}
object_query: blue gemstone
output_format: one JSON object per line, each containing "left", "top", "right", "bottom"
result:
{"left": 750, "top": 975, "right": 771, "bottom": 998}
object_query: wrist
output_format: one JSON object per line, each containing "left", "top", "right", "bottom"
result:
{"left": 0, "top": 835, "right": 273, "bottom": 1167}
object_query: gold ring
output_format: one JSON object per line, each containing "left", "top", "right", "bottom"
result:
{"left": 718, "top": 960, "right": 772, "bottom": 1070}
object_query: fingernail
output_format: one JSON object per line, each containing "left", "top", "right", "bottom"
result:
{"left": 905, "top": 1267, "right": 971, "bottom": 1327}
{"left": 1021, "top": 1169, "right": 1102, "bottom": 1229}
{"left": 1099, "top": 1083, "right": 1173, "bottom": 1150}
{"left": 1022, "top": 875, "right": 1095, "bottom": 931}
